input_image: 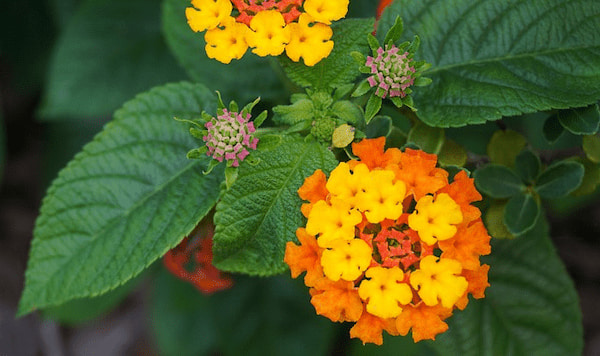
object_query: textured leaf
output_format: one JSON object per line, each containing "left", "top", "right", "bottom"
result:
{"left": 152, "top": 271, "right": 336, "bottom": 356}
{"left": 431, "top": 217, "right": 583, "bottom": 355}
{"left": 162, "top": 0, "right": 284, "bottom": 103}
{"left": 535, "top": 160, "right": 585, "bottom": 199}
{"left": 582, "top": 134, "right": 600, "bottom": 163}
{"left": 487, "top": 130, "right": 527, "bottom": 168}
{"left": 515, "top": 149, "right": 541, "bottom": 184}
{"left": 379, "top": 0, "right": 600, "bottom": 127}
{"left": 213, "top": 135, "right": 337, "bottom": 275}
{"left": 407, "top": 121, "right": 445, "bottom": 154}
{"left": 279, "top": 18, "right": 374, "bottom": 90}
{"left": 39, "top": 0, "right": 185, "bottom": 119}
{"left": 18, "top": 82, "right": 223, "bottom": 315}
{"left": 503, "top": 192, "right": 540, "bottom": 236}
{"left": 557, "top": 104, "right": 600, "bottom": 135}
{"left": 474, "top": 164, "right": 525, "bottom": 199}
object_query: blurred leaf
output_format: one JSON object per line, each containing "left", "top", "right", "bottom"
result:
{"left": 42, "top": 273, "right": 142, "bottom": 324}
{"left": 18, "top": 82, "right": 223, "bottom": 315}
{"left": 407, "top": 121, "right": 445, "bottom": 154}
{"left": 438, "top": 139, "right": 467, "bottom": 167}
{"left": 571, "top": 158, "right": 600, "bottom": 196}
{"left": 484, "top": 201, "right": 514, "bottom": 239}
{"left": 446, "top": 122, "right": 497, "bottom": 156}
{"left": 542, "top": 115, "right": 565, "bottom": 144}
{"left": 152, "top": 271, "right": 336, "bottom": 356}
{"left": 366, "top": 115, "right": 392, "bottom": 138}
{"left": 431, "top": 217, "right": 583, "bottom": 355}
{"left": 378, "top": 0, "right": 600, "bottom": 127}
{"left": 487, "top": 130, "right": 527, "bottom": 168}
{"left": 582, "top": 134, "right": 600, "bottom": 163}
{"left": 557, "top": 104, "right": 600, "bottom": 135}
{"left": 162, "top": 0, "right": 285, "bottom": 103}
{"left": 535, "top": 161, "right": 585, "bottom": 199}
{"left": 503, "top": 192, "right": 540, "bottom": 236}
{"left": 514, "top": 149, "right": 541, "bottom": 184}
{"left": 213, "top": 135, "right": 337, "bottom": 275}
{"left": 473, "top": 164, "right": 525, "bottom": 199}
{"left": 39, "top": 0, "right": 185, "bottom": 119}
{"left": 47, "top": 0, "right": 81, "bottom": 28}
{"left": 279, "top": 18, "right": 374, "bottom": 90}
{"left": 347, "top": 0, "right": 376, "bottom": 18}
{"left": 350, "top": 333, "right": 437, "bottom": 356}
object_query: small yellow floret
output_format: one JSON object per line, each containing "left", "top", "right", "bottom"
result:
{"left": 410, "top": 255, "right": 468, "bottom": 308}
{"left": 358, "top": 266, "right": 412, "bottom": 319}
{"left": 204, "top": 17, "right": 249, "bottom": 64}
{"left": 408, "top": 193, "right": 463, "bottom": 245}
{"left": 285, "top": 13, "right": 334, "bottom": 66}
{"left": 186, "top": 0, "right": 232, "bottom": 32}
{"left": 246, "top": 10, "right": 291, "bottom": 56}
{"left": 303, "top": 0, "right": 349, "bottom": 25}
{"left": 321, "top": 238, "right": 372, "bottom": 281}
{"left": 306, "top": 199, "right": 362, "bottom": 248}
{"left": 356, "top": 169, "right": 406, "bottom": 223}
{"left": 326, "top": 163, "right": 370, "bottom": 208}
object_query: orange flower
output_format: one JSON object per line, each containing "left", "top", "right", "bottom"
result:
{"left": 395, "top": 304, "right": 453, "bottom": 342}
{"left": 298, "top": 169, "right": 329, "bottom": 217}
{"left": 284, "top": 228, "right": 324, "bottom": 287}
{"left": 350, "top": 308, "right": 398, "bottom": 345}
{"left": 437, "top": 170, "right": 482, "bottom": 223}
{"left": 351, "top": 137, "right": 402, "bottom": 170}
{"left": 391, "top": 148, "right": 448, "bottom": 199}
{"left": 439, "top": 221, "right": 491, "bottom": 270}
{"left": 310, "top": 279, "right": 363, "bottom": 322}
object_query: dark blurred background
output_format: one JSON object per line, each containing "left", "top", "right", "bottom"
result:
{"left": 1, "top": 0, "right": 600, "bottom": 355}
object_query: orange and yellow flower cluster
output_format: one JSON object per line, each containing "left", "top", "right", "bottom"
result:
{"left": 185, "top": 0, "right": 348, "bottom": 65}
{"left": 284, "top": 137, "right": 491, "bottom": 344}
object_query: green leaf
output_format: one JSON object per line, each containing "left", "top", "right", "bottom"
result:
{"left": 542, "top": 115, "right": 565, "bottom": 144}
{"left": 582, "top": 134, "right": 600, "bottom": 163}
{"left": 473, "top": 164, "right": 525, "bottom": 199}
{"left": 484, "top": 201, "right": 514, "bottom": 239}
{"left": 379, "top": 1, "right": 600, "bottom": 127}
{"left": 557, "top": 104, "right": 600, "bottom": 135}
{"left": 503, "top": 192, "right": 540, "bottom": 236}
{"left": 273, "top": 99, "right": 314, "bottom": 126}
{"left": 535, "top": 160, "right": 585, "bottom": 199}
{"left": 279, "top": 18, "right": 374, "bottom": 90}
{"left": 213, "top": 135, "right": 337, "bottom": 275}
{"left": 438, "top": 139, "right": 467, "bottom": 167}
{"left": 407, "top": 121, "right": 445, "bottom": 154}
{"left": 365, "top": 94, "right": 383, "bottom": 124}
{"left": 515, "top": 149, "right": 541, "bottom": 184}
{"left": 18, "top": 82, "right": 224, "bottom": 316}
{"left": 331, "top": 100, "right": 363, "bottom": 125}
{"left": 383, "top": 16, "right": 404, "bottom": 46}
{"left": 152, "top": 271, "right": 336, "bottom": 356}
{"left": 431, "top": 217, "right": 583, "bottom": 355}
{"left": 162, "top": 0, "right": 284, "bottom": 103}
{"left": 487, "top": 130, "right": 527, "bottom": 168}
{"left": 365, "top": 115, "right": 392, "bottom": 138}
{"left": 39, "top": 0, "right": 185, "bottom": 119}
{"left": 571, "top": 157, "right": 600, "bottom": 196}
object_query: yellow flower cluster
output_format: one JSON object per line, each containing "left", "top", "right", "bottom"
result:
{"left": 185, "top": 0, "right": 349, "bottom": 65}
{"left": 285, "top": 138, "right": 492, "bottom": 344}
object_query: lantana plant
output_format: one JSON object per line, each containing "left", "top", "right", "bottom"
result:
{"left": 18, "top": 0, "right": 599, "bottom": 354}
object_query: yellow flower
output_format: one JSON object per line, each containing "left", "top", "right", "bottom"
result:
{"left": 409, "top": 256, "right": 468, "bottom": 308}
{"left": 246, "top": 10, "right": 291, "bottom": 56}
{"left": 285, "top": 13, "right": 334, "bottom": 66}
{"left": 321, "top": 238, "right": 372, "bottom": 281}
{"left": 303, "top": 0, "right": 349, "bottom": 25}
{"left": 358, "top": 266, "right": 413, "bottom": 319}
{"left": 356, "top": 169, "right": 406, "bottom": 223}
{"left": 326, "top": 162, "right": 369, "bottom": 209}
{"left": 204, "top": 17, "right": 249, "bottom": 64}
{"left": 186, "top": 0, "right": 232, "bottom": 32}
{"left": 306, "top": 199, "right": 362, "bottom": 248}
{"left": 408, "top": 193, "right": 463, "bottom": 245}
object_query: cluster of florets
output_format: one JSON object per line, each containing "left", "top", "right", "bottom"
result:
{"left": 203, "top": 109, "right": 258, "bottom": 167}
{"left": 367, "top": 45, "right": 416, "bottom": 98}
{"left": 186, "top": 0, "right": 349, "bottom": 65}
{"left": 285, "top": 137, "right": 491, "bottom": 344}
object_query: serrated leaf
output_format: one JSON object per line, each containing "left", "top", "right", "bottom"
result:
{"left": 431, "top": 217, "right": 582, "bottom": 355}
{"left": 582, "top": 134, "right": 600, "bottom": 163}
{"left": 487, "top": 130, "right": 527, "bottom": 168}
{"left": 279, "top": 18, "right": 374, "bottom": 90}
{"left": 152, "top": 271, "right": 336, "bottom": 356}
{"left": 474, "top": 164, "right": 525, "bottom": 199}
{"left": 39, "top": 0, "right": 186, "bottom": 119}
{"left": 407, "top": 121, "right": 445, "bottom": 154}
{"left": 557, "top": 104, "right": 600, "bottom": 135}
{"left": 542, "top": 115, "right": 565, "bottom": 144}
{"left": 18, "top": 82, "right": 224, "bottom": 316}
{"left": 438, "top": 139, "right": 467, "bottom": 167}
{"left": 213, "top": 135, "right": 337, "bottom": 275}
{"left": 378, "top": 0, "right": 600, "bottom": 127}
{"left": 535, "top": 160, "right": 585, "bottom": 199}
{"left": 515, "top": 149, "right": 541, "bottom": 184}
{"left": 273, "top": 99, "right": 314, "bottom": 126}
{"left": 162, "top": 0, "right": 284, "bottom": 103}
{"left": 503, "top": 192, "right": 540, "bottom": 236}
{"left": 331, "top": 100, "right": 363, "bottom": 124}
{"left": 484, "top": 201, "right": 514, "bottom": 239}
